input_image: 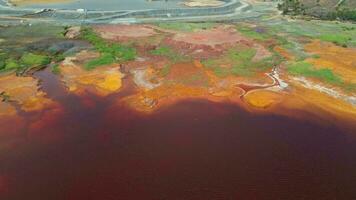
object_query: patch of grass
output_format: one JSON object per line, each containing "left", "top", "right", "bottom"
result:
{"left": 157, "top": 22, "right": 216, "bottom": 32}
{"left": 84, "top": 53, "right": 116, "bottom": 70}
{"left": 0, "top": 92, "right": 11, "bottom": 102}
{"left": 0, "top": 52, "right": 6, "bottom": 70}
{"left": 0, "top": 61, "right": 4, "bottom": 70}
{"left": 228, "top": 48, "right": 256, "bottom": 61}
{"left": 0, "top": 24, "right": 65, "bottom": 41}
{"left": 21, "top": 53, "right": 51, "bottom": 66}
{"left": 80, "top": 27, "right": 136, "bottom": 69}
{"left": 4, "top": 58, "right": 20, "bottom": 70}
{"left": 318, "top": 34, "right": 352, "bottom": 47}
{"left": 236, "top": 26, "right": 270, "bottom": 41}
{"left": 52, "top": 64, "right": 60, "bottom": 74}
{"left": 287, "top": 61, "right": 343, "bottom": 84}
{"left": 344, "top": 83, "right": 356, "bottom": 92}
{"left": 150, "top": 46, "right": 189, "bottom": 63}
{"left": 203, "top": 48, "right": 275, "bottom": 77}
{"left": 213, "top": 67, "right": 231, "bottom": 78}
{"left": 52, "top": 54, "right": 66, "bottom": 63}
{"left": 150, "top": 46, "right": 172, "bottom": 56}
{"left": 159, "top": 65, "right": 171, "bottom": 77}
{"left": 0, "top": 51, "right": 55, "bottom": 73}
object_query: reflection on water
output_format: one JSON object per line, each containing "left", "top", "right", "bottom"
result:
{"left": 0, "top": 69, "right": 356, "bottom": 199}
{"left": 16, "top": 0, "right": 184, "bottom": 11}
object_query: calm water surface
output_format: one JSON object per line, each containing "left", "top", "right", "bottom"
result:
{"left": 15, "top": 0, "right": 184, "bottom": 11}
{"left": 0, "top": 69, "right": 356, "bottom": 200}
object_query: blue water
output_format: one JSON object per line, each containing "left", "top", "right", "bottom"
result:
{"left": 15, "top": 0, "right": 184, "bottom": 11}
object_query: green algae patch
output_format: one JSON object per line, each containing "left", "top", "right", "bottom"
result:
{"left": 80, "top": 27, "right": 136, "bottom": 70}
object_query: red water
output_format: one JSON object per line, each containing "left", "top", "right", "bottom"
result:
{"left": 0, "top": 69, "right": 356, "bottom": 200}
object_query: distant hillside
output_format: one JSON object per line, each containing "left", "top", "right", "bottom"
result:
{"left": 278, "top": 0, "right": 356, "bottom": 21}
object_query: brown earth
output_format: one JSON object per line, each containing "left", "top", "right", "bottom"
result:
{"left": 163, "top": 25, "right": 250, "bottom": 58}
{"left": 94, "top": 25, "right": 158, "bottom": 41}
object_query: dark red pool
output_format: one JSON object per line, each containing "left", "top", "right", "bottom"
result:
{"left": 0, "top": 69, "right": 356, "bottom": 200}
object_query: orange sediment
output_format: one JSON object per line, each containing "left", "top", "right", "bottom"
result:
{"left": 304, "top": 40, "right": 356, "bottom": 84}
{"left": 244, "top": 89, "right": 283, "bottom": 109}
{"left": 0, "top": 74, "right": 57, "bottom": 112}
{"left": 59, "top": 57, "right": 124, "bottom": 96}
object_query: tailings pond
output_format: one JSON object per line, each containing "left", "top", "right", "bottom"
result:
{"left": 0, "top": 68, "right": 356, "bottom": 200}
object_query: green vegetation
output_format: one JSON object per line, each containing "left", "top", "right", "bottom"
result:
{"left": 150, "top": 46, "right": 189, "bottom": 63}
{"left": 334, "top": 9, "right": 356, "bottom": 21}
{"left": 0, "top": 92, "right": 11, "bottom": 102}
{"left": 85, "top": 54, "right": 116, "bottom": 70}
{"left": 203, "top": 48, "right": 276, "bottom": 77}
{"left": 318, "top": 34, "right": 352, "bottom": 47}
{"left": 287, "top": 61, "right": 343, "bottom": 84}
{"left": 150, "top": 46, "right": 172, "bottom": 57}
{"left": 52, "top": 64, "right": 61, "bottom": 74}
{"left": 80, "top": 27, "right": 136, "bottom": 70}
{"left": 0, "top": 51, "right": 52, "bottom": 73}
{"left": 278, "top": 0, "right": 305, "bottom": 15}
{"left": 52, "top": 54, "right": 66, "bottom": 63}
{"left": 0, "top": 24, "right": 70, "bottom": 74}
{"left": 4, "top": 58, "right": 20, "bottom": 70}
{"left": 266, "top": 20, "right": 356, "bottom": 47}
{"left": 236, "top": 26, "right": 270, "bottom": 41}
{"left": 157, "top": 22, "right": 216, "bottom": 32}
{"left": 278, "top": 0, "right": 356, "bottom": 21}
{"left": 0, "top": 24, "right": 65, "bottom": 42}
{"left": 21, "top": 53, "right": 51, "bottom": 67}
{"left": 235, "top": 25, "right": 300, "bottom": 54}
{"left": 159, "top": 65, "right": 171, "bottom": 77}
{"left": 287, "top": 61, "right": 356, "bottom": 92}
